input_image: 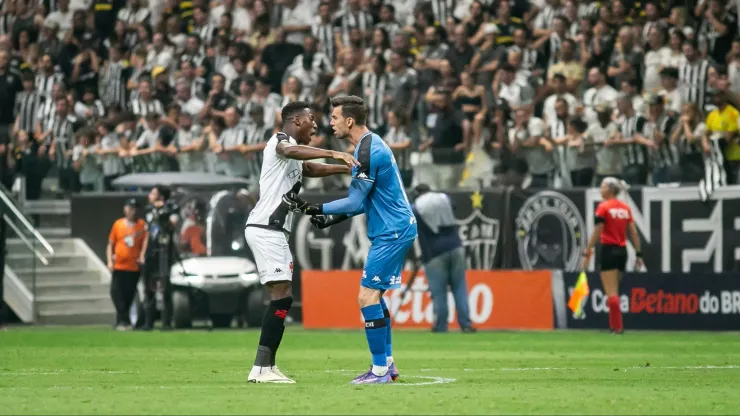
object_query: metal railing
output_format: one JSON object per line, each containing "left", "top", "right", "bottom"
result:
{"left": 0, "top": 180, "right": 55, "bottom": 322}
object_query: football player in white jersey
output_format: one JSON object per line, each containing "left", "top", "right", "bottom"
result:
{"left": 246, "top": 101, "right": 358, "bottom": 383}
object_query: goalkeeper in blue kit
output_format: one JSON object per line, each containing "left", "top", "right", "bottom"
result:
{"left": 289, "top": 96, "right": 417, "bottom": 384}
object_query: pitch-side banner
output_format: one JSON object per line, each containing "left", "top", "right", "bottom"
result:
{"left": 302, "top": 270, "right": 554, "bottom": 330}
{"left": 552, "top": 271, "right": 740, "bottom": 330}
{"left": 507, "top": 186, "right": 740, "bottom": 273}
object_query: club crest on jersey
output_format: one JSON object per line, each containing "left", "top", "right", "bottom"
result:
{"left": 456, "top": 192, "right": 500, "bottom": 270}
{"left": 515, "top": 190, "right": 586, "bottom": 271}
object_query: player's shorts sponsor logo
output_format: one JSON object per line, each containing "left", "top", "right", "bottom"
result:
{"left": 515, "top": 190, "right": 586, "bottom": 271}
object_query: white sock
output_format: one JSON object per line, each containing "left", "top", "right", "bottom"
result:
{"left": 386, "top": 356, "right": 394, "bottom": 366}
{"left": 371, "top": 365, "right": 388, "bottom": 376}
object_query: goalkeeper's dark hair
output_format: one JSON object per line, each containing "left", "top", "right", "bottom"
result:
{"left": 330, "top": 95, "right": 368, "bottom": 126}
{"left": 281, "top": 101, "right": 311, "bottom": 126}
{"left": 153, "top": 184, "right": 171, "bottom": 201}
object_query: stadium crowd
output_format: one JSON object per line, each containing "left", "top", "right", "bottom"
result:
{"left": 0, "top": 0, "right": 738, "bottom": 198}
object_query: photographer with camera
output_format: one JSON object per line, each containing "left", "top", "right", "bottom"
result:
{"left": 142, "top": 184, "right": 179, "bottom": 330}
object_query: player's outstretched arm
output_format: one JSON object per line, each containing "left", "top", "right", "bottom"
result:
{"left": 287, "top": 178, "right": 370, "bottom": 216}
{"left": 302, "top": 161, "right": 351, "bottom": 177}
{"left": 276, "top": 142, "right": 359, "bottom": 167}
{"left": 321, "top": 179, "right": 372, "bottom": 215}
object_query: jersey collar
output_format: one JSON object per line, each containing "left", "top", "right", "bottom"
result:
{"left": 358, "top": 131, "right": 371, "bottom": 145}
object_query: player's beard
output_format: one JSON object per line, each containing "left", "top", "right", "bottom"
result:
{"left": 333, "top": 128, "right": 349, "bottom": 140}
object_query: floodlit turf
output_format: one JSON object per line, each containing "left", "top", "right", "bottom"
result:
{"left": 1, "top": 327, "right": 740, "bottom": 415}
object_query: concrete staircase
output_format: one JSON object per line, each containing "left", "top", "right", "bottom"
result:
{"left": 6, "top": 199, "right": 114, "bottom": 325}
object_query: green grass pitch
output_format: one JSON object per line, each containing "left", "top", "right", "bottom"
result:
{"left": 1, "top": 327, "right": 740, "bottom": 414}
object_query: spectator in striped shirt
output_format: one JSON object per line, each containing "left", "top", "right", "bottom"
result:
{"left": 613, "top": 93, "right": 651, "bottom": 186}
{"left": 129, "top": 78, "right": 164, "bottom": 117}
{"left": 14, "top": 71, "right": 45, "bottom": 136}
{"left": 646, "top": 94, "right": 680, "bottom": 185}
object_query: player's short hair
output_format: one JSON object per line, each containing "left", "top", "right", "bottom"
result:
{"left": 281, "top": 101, "right": 311, "bottom": 124}
{"left": 330, "top": 95, "right": 368, "bottom": 126}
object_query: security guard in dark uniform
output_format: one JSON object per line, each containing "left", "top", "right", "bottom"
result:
{"left": 142, "top": 184, "right": 179, "bottom": 330}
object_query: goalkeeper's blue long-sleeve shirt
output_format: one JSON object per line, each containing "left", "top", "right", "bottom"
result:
{"left": 323, "top": 131, "right": 417, "bottom": 245}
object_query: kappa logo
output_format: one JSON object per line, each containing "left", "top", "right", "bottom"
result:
{"left": 515, "top": 190, "right": 586, "bottom": 271}
{"left": 274, "top": 268, "right": 283, "bottom": 273}
{"left": 357, "top": 172, "right": 369, "bottom": 179}
{"left": 372, "top": 276, "right": 381, "bottom": 283}
{"left": 455, "top": 192, "right": 500, "bottom": 270}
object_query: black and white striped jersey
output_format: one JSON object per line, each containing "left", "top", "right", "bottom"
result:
{"left": 619, "top": 114, "right": 648, "bottom": 166}
{"left": 101, "top": 60, "right": 130, "bottom": 108}
{"left": 311, "top": 19, "right": 336, "bottom": 63}
{"left": 333, "top": 10, "right": 373, "bottom": 46}
{"left": 129, "top": 98, "right": 164, "bottom": 117}
{"left": 35, "top": 71, "right": 64, "bottom": 98}
{"left": 651, "top": 115, "right": 679, "bottom": 168}
{"left": 243, "top": 122, "right": 271, "bottom": 180}
{"left": 429, "top": 0, "right": 455, "bottom": 27}
{"left": 15, "top": 91, "right": 45, "bottom": 134}
{"left": 679, "top": 59, "right": 710, "bottom": 109}
{"left": 361, "top": 71, "right": 389, "bottom": 130}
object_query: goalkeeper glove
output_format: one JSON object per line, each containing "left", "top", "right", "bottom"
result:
{"left": 310, "top": 214, "right": 349, "bottom": 229}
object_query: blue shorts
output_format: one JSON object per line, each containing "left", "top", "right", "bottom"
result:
{"left": 361, "top": 239, "right": 414, "bottom": 290}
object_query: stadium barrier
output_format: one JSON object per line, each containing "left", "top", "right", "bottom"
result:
{"left": 553, "top": 271, "right": 740, "bottom": 331}
{"left": 301, "top": 270, "right": 554, "bottom": 330}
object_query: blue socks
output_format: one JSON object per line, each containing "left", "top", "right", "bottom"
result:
{"left": 361, "top": 304, "right": 387, "bottom": 367}
{"left": 379, "top": 297, "right": 392, "bottom": 358}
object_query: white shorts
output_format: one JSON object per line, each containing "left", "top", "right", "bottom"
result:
{"left": 245, "top": 226, "right": 293, "bottom": 285}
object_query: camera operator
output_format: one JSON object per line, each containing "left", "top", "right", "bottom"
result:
{"left": 142, "top": 184, "right": 179, "bottom": 330}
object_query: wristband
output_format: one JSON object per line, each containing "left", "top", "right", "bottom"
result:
{"left": 635, "top": 251, "right": 643, "bottom": 258}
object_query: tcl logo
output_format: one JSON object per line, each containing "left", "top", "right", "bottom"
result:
{"left": 588, "top": 288, "right": 740, "bottom": 315}
{"left": 381, "top": 276, "right": 494, "bottom": 326}
{"left": 608, "top": 208, "right": 630, "bottom": 219}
